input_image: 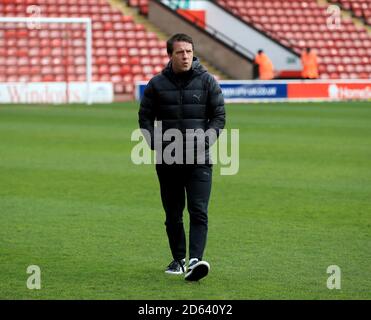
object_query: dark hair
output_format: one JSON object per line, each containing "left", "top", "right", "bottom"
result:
{"left": 257, "top": 49, "right": 263, "bottom": 54}
{"left": 166, "top": 33, "right": 194, "bottom": 55}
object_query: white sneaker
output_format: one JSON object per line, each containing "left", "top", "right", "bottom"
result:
{"left": 184, "top": 259, "right": 210, "bottom": 281}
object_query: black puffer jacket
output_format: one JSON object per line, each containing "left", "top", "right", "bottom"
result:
{"left": 139, "top": 57, "right": 225, "bottom": 164}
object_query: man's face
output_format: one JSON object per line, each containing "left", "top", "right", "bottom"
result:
{"left": 169, "top": 41, "right": 193, "bottom": 74}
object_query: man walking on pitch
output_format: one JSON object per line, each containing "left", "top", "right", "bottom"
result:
{"left": 138, "top": 33, "right": 225, "bottom": 281}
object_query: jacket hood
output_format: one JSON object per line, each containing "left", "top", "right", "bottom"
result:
{"left": 162, "top": 57, "right": 207, "bottom": 78}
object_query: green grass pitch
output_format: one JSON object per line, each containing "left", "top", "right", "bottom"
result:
{"left": 0, "top": 101, "right": 370, "bottom": 299}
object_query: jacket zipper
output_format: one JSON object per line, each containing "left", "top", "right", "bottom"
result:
{"left": 179, "top": 87, "right": 183, "bottom": 119}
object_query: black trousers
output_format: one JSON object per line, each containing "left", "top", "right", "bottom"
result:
{"left": 156, "top": 164, "right": 212, "bottom": 261}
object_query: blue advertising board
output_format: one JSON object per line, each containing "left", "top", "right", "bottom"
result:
{"left": 135, "top": 80, "right": 288, "bottom": 102}
{"left": 220, "top": 82, "right": 287, "bottom": 100}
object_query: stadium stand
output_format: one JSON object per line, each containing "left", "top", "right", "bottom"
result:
{"left": 125, "top": 0, "right": 370, "bottom": 79}
{"left": 1, "top": 0, "right": 370, "bottom": 100}
{"left": 125, "top": 0, "right": 370, "bottom": 26}
{"left": 215, "top": 0, "right": 370, "bottom": 79}
{"left": 328, "top": 0, "right": 370, "bottom": 25}
{"left": 127, "top": 0, "right": 149, "bottom": 16}
{"left": 0, "top": 0, "right": 168, "bottom": 97}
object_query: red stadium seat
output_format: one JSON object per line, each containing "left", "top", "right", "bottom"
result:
{"left": 216, "top": 0, "right": 370, "bottom": 80}
{"left": 0, "top": 0, "right": 167, "bottom": 96}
